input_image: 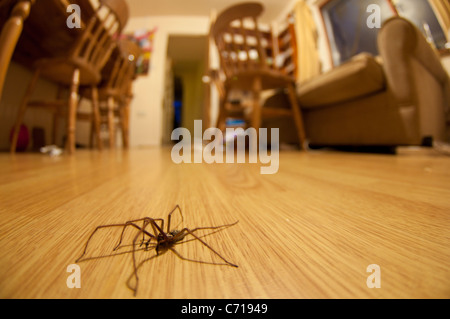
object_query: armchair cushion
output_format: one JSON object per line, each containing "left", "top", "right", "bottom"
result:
{"left": 297, "top": 53, "right": 386, "bottom": 109}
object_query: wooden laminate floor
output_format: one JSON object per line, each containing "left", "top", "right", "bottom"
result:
{"left": 0, "top": 147, "right": 449, "bottom": 298}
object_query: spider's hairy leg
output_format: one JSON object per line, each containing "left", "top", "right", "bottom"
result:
{"left": 180, "top": 221, "right": 239, "bottom": 244}
{"left": 166, "top": 204, "right": 183, "bottom": 233}
{"left": 128, "top": 218, "right": 163, "bottom": 296}
{"left": 113, "top": 218, "right": 163, "bottom": 251}
{"left": 76, "top": 222, "right": 154, "bottom": 263}
{"left": 173, "top": 225, "right": 239, "bottom": 268}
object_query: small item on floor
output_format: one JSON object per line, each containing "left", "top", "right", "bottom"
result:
{"left": 40, "top": 145, "right": 63, "bottom": 157}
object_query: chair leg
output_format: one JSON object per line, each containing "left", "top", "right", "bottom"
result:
{"left": 52, "top": 112, "right": 58, "bottom": 145}
{"left": 10, "top": 68, "right": 40, "bottom": 153}
{"left": 88, "top": 118, "right": 94, "bottom": 149}
{"left": 52, "top": 85, "right": 65, "bottom": 146}
{"left": 120, "top": 97, "right": 131, "bottom": 149}
{"left": 251, "top": 77, "right": 262, "bottom": 133}
{"left": 66, "top": 69, "right": 80, "bottom": 154}
{"left": 287, "top": 83, "right": 306, "bottom": 150}
{"left": 90, "top": 86, "right": 103, "bottom": 151}
{"left": 216, "top": 85, "right": 229, "bottom": 132}
{"left": 107, "top": 96, "right": 115, "bottom": 149}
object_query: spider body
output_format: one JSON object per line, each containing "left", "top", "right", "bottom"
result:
{"left": 155, "top": 229, "right": 185, "bottom": 253}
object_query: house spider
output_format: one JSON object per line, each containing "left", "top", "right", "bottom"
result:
{"left": 76, "top": 205, "right": 238, "bottom": 296}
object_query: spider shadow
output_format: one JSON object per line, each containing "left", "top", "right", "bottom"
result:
{"left": 126, "top": 224, "right": 240, "bottom": 294}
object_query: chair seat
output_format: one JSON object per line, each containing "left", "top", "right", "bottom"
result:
{"left": 27, "top": 99, "right": 66, "bottom": 108}
{"left": 80, "top": 86, "right": 123, "bottom": 101}
{"left": 225, "top": 68, "right": 296, "bottom": 91}
{"left": 34, "top": 57, "right": 102, "bottom": 86}
{"left": 297, "top": 53, "right": 386, "bottom": 109}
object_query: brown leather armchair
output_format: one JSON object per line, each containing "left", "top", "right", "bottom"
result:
{"left": 290, "top": 17, "right": 449, "bottom": 148}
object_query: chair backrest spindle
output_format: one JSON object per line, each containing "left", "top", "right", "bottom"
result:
{"left": 212, "top": 2, "right": 279, "bottom": 78}
{"left": 68, "top": 0, "right": 129, "bottom": 81}
{"left": 277, "top": 15, "right": 298, "bottom": 78}
{"left": 100, "top": 39, "right": 141, "bottom": 96}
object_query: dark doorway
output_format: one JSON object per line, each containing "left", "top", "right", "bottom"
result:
{"left": 173, "top": 76, "right": 182, "bottom": 130}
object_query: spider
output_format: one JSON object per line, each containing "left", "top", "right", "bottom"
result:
{"left": 75, "top": 205, "right": 238, "bottom": 296}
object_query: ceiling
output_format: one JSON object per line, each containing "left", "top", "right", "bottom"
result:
{"left": 127, "top": 0, "right": 292, "bottom": 22}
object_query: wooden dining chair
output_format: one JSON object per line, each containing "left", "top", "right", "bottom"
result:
{"left": 211, "top": 2, "right": 306, "bottom": 149}
{"left": 10, "top": 0, "right": 129, "bottom": 154}
{"left": 0, "top": 0, "right": 34, "bottom": 102}
{"left": 81, "top": 39, "right": 141, "bottom": 149}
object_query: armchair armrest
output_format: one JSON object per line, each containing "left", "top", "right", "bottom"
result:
{"left": 377, "top": 17, "right": 449, "bottom": 106}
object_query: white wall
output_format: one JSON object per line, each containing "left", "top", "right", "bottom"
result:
{"left": 124, "top": 16, "right": 210, "bottom": 147}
